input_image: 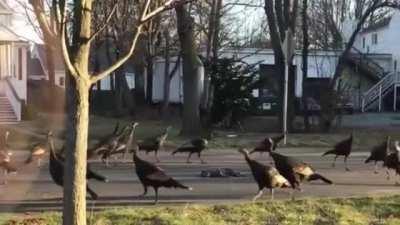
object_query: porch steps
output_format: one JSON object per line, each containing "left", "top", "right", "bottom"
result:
{"left": 0, "top": 95, "right": 18, "bottom": 124}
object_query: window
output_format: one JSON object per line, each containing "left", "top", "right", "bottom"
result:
{"left": 371, "top": 33, "right": 378, "bottom": 45}
{"left": 362, "top": 37, "right": 366, "bottom": 48}
{"left": 125, "top": 72, "right": 135, "bottom": 89}
{"left": 395, "top": 60, "right": 398, "bottom": 72}
{"left": 59, "top": 77, "right": 65, "bottom": 86}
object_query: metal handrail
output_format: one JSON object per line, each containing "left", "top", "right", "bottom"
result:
{"left": 363, "top": 72, "right": 394, "bottom": 98}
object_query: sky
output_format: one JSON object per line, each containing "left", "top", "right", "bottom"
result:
{"left": 4, "top": 0, "right": 264, "bottom": 45}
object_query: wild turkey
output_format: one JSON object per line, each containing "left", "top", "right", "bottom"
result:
{"left": 0, "top": 131, "right": 17, "bottom": 185}
{"left": 103, "top": 122, "right": 139, "bottom": 162}
{"left": 87, "top": 122, "right": 121, "bottom": 159}
{"left": 239, "top": 148, "right": 290, "bottom": 201}
{"left": 365, "top": 136, "right": 390, "bottom": 174}
{"left": 25, "top": 131, "right": 53, "bottom": 167}
{"left": 276, "top": 152, "right": 332, "bottom": 185}
{"left": 48, "top": 132, "right": 108, "bottom": 200}
{"left": 138, "top": 126, "right": 171, "bottom": 162}
{"left": 383, "top": 141, "right": 400, "bottom": 184}
{"left": 172, "top": 138, "right": 208, "bottom": 163}
{"left": 322, "top": 133, "right": 353, "bottom": 171}
{"left": 268, "top": 151, "right": 303, "bottom": 199}
{"left": 250, "top": 134, "right": 284, "bottom": 155}
{"left": 92, "top": 124, "right": 130, "bottom": 166}
{"left": 133, "top": 147, "right": 192, "bottom": 204}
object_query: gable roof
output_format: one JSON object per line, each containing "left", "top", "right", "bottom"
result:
{"left": 0, "top": 23, "right": 26, "bottom": 41}
{"left": 361, "top": 17, "right": 392, "bottom": 33}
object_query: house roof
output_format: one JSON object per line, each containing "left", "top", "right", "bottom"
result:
{"left": 0, "top": 23, "right": 26, "bottom": 42}
{"left": 34, "top": 44, "right": 65, "bottom": 71}
{"left": 361, "top": 17, "right": 392, "bottom": 33}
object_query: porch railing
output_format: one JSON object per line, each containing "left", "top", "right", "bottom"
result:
{"left": 4, "top": 77, "right": 24, "bottom": 121}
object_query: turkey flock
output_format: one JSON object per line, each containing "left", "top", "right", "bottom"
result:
{"left": 1, "top": 123, "right": 400, "bottom": 204}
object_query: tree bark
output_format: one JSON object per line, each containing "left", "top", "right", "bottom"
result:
{"left": 44, "top": 41, "right": 56, "bottom": 86}
{"left": 162, "top": 30, "right": 171, "bottom": 118}
{"left": 175, "top": 4, "right": 203, "bottom": 136}
{"left": 146, "top": 56, "right": 154, "bottom": 103}
{"left": 264, "top": 0, "right": 298, "bottom": 132}
{"left": 62, "top": 1, "right": 93, "bottom": 224}
{"left": 63, "top": 79, "right": 89, "bottom": 225}
{"left": 301, "top": 0, "right": 310, "bottom": 131}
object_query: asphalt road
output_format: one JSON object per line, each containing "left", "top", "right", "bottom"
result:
{"left": 1, "top": 148, "right": 400, "bottom": 212}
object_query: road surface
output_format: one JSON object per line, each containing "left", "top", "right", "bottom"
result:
{"left": 0, "top": 148, "right": 399, "bottom": 212}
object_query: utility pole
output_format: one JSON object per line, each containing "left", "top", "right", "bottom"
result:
{"left": 282, "top": 29, "right": 295, "bottom": 145}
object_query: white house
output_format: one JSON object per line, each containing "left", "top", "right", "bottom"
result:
{"left": 0, "top": 0, "right": 29, "bottom": 123}
{"left": 351, "top": 10, "right": 400, "bottom": 111}
{"left": 354, "top": 12, "right": 400, "bottom": 73}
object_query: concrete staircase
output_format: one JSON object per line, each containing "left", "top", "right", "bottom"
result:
{"left": 0, "top": 94, "right": 18, "bottom": 124}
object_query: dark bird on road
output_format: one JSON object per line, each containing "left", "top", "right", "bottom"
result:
{"left": 92, "top": 124, "right": 130, "bottom": 166}
{"left": 322, "top": 133, "right": 353, "bottom": 171}
{"left": 106, "top": 122, "right": 140, "bottom": 161}
{"left": 133, "top": 142, "right": 192, "bottom": 204}
{"left": 87, "top": 122, "right": 121, "bottom": 159}
{"left": 48, "top": 132, "right": 108, "bottom": 200}
{"left": 172, "top": 138, "right": 208, "bottom": 163}
{"left": 0, "top": 131, "right": 17, "bottom": 185}
{"left": 138, "top": 126, "right": 171, "bottom": 162}
{"left": 268, "top": 151, "right": 301, "bottom": 199}
{"left": 239, "top": 148, "right": 290, "bottom": 201}
{"left": 365, "top": 136, "right": 390, "bottom": 173}
{"left": 250, "top": 134, "right": 284, "bottom": 155}
{"left": 383, "top": 141, "right": 400, "bottom": 184}
{"left": 270, "top": 150, "right": 332, "bottom": 186}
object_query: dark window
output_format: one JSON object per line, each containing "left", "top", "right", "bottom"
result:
{"left": 59, "top": 77, "right": 65, "bottom": 86}
{"left": 18, "top": 48, "right": 23, "bottom": 80}
{"left": 371, "top": 33, "right": 378, "bottom": 45}
{"left": 362, "top": 37, "right": 366, "bottom": 48}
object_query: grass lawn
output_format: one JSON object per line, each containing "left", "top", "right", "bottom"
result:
{"left": 2, "top": 113, "right": 400, "bottom": 152}
{"left": 3, "top": 195, "right": 400, "bottom": 225}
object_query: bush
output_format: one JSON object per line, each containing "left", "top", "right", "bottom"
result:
{"left": 205, "top": 57, "right": 259, "bottom": 128}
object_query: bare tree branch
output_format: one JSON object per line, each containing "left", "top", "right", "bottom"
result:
{"left": 91, "top": 0, "right": 183, "bottom": 84}
{"left": 88, "top": 4, "right": 118, "bottom": 42}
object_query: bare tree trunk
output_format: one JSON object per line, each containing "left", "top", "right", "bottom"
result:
{"left": 162, "top": 30, "right": 171, "bottom": 118}
{"left": 301, "top": 0, "right": 310, "bottom": 132}
{"left": 176, "top": 4, "right": 203, "bottom": 136}
{"left": 264, "top": 0, "right": 298, "bottom": 132}
{"left": 114, "top": 64, "right": 135, "bottom": 116}
{"left": 44, "top": 42, "right": 56, "bottom": 86}
{"left": 146, "top": 56, "right": 154, "bottom": 104}
{"left": 63, "top": 77, "right": 89, "bottom": 225}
